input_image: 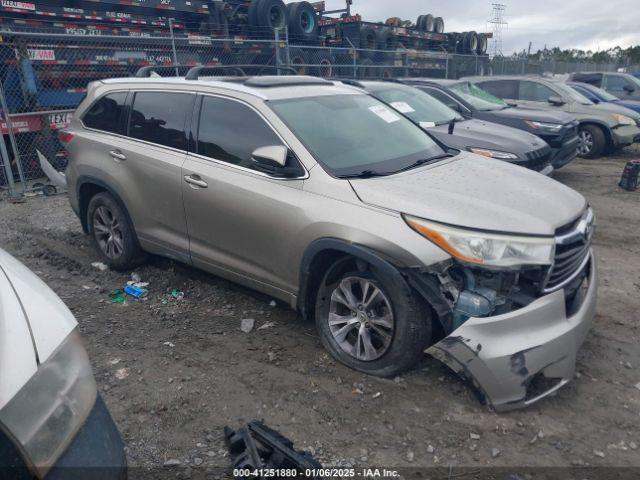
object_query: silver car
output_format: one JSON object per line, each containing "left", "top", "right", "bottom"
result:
{"left": 63, "top": 73, "right": 596, "bottom": 411}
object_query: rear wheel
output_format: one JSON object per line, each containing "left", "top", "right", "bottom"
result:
{"left": 577, "top": 124, "right": 606, "bottom": 158}
{"left": 87, "top": 192, "right": 145, "bottom": 271}
{"left": 315, "top": 262, "right": 431, "bottom": 377}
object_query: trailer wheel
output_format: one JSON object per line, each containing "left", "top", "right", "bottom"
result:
{"left": 310, "top": 51, "right": 334, "bottom": 77}
{"left": 359, "top": 26, "right": 378, "bottom": 57}
{"left": 476, "top": 33, "right": 488, "bottom": 55}
{"left": 287, "top": 1, "right": 319, "bottom": 40}
{"left": 376, "top": 28, "right": 397, "bottom": 50}
{"left": 249, "top": 0, "right": 287, "bottom": 31}
{"left": 464, "top": 31, "right": 478, "bottom": 54}
{"left": 288, "top": 47, "right": 309, "bottom": 75}
{"left": 420, "top": 14, "right": 435, "bottom": 32}
{"left": 416, "top": 15, "right": 425, "bottom": 31}
{"left": 434, "top": 17, "right": 445, "bottom": 34}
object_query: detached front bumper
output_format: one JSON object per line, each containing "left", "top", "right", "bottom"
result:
{"left": 427, "top": 252, "right": 597, "bottom": 412}
{"left": 549, "top": 134, "right": 580, "bottom": 169}
{"left": 611, "top": 124, "right": 640, "bottom": 148}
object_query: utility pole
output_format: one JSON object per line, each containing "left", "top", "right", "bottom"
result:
{"left": 488, "top": 3, "right": 507, "bottom": 57}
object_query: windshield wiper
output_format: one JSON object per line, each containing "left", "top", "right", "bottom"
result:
{"left": 395, "top": 153, "right": 453, "bottom": 173}
{"left": 339, "top": 170, "right": 391, "bottom": 179}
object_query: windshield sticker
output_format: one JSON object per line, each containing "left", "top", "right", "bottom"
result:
{"left": 419, "top": 121, "right": 436, "bottom": 128}
{"left": 369, "top": 105, "right": 400, "bottom": 123}
{"left": 390, "top": 101, "right": 416, "bottom": 114}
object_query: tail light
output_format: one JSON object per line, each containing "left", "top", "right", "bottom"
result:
{"left": 58, "top": 130, "right": 75, "bottom": 145}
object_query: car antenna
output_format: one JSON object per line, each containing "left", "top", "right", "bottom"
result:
{"left": 448, "top": 119, "right": 456, "bottom": 135}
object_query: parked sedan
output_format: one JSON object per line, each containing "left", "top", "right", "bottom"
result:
{"left": 343, "top": 80, "right": 554, "bottom": 175}
{"left": 568, "top": 81, "right": 640, "bottom": 115}
{"left": 0, "top": 248, "right": 126, "bottom": 479}
{"left": 465, "top": 75, "right": 640, "bottom": 159}
{"left": 571, "top": 72, "right": 640, "bottom": 102}
{"left": 399, "top": 78, "right": 580, "bottom": 169}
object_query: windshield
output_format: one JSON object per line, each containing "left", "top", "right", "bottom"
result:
{"left": 270, "top": 94, "right": 445, "bottom": 177}
{"left": 449, "top": 82, "right": 507, "bottom": 110}
{"left": 372, "top": 86, "right": 462, "bottom": 126}
{"left": 553, "top": 82, "right": 594, "bottom": 105}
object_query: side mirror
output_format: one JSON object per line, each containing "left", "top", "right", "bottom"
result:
{"left": 548, "top": 95, "right": 566, "bottom": 106}
{"left": 623, "top": 84, "right": 635, "bottom": 94}
{"left": 251, "top": 145, "right": 303, "bottom": 178}
{"left": 252, "top": 145, "right": 288, "bottom": 168}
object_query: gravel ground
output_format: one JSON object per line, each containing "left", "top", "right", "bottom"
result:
{"left": 1, "top": 152, "right": 639, "bottom": 478}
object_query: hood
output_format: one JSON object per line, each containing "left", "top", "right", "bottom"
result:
{"left": 349, "top": 152, "right": 586, "bottom": 236}
{"left": 428, "top": 119, "right": 547, "bottom": 158}
{"left": 0, "top": 249, "right": 76, "bottom": 365}
{"left": 487, "top": 106, "right": 575, "bottom": 125}
{"left": 592, "top": 101, "right": 640, "bottom": 121}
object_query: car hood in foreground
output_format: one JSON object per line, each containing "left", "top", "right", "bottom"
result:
{"left": 349, "top": 152, "right": 586, "bottom": 236}
{"left": 428, "top": 119, "right": 547, "bottom": 158}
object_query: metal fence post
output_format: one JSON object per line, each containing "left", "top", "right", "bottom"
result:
{"left": 345, "top": 38, "right": 357, "bottom": 78}
{"left": 0, "top": 130, "right": 17, "bottom": 199}
{"left": 0, "top": 82, "right": 25, "bottom": 191}
{"left": 168, "top": 19, "right": 179, "bottom": 76}
{"left": 274, "top": 27, "right": 280, "bottom": 74}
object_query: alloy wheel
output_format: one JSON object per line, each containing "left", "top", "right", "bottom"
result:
{"left": 328, "top": 276, "right": 395, "bottom": 361}
{"left": 578, "top": 130, "right": 594, "bottom": 156}
{"left": 93, "top": 205, "right": 124, "bottom": 259}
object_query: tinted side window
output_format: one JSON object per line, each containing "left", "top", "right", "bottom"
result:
{"left": 604, "top": 75, "right": 628, "bottom": 91}
{"left": 518, "top": 81, "right": 556, "bottom": 102}
{"left": 128, "top": 92, "right": 192, "bottom": 150}
{"left": 82, "top": 92, "right": 127, "bottom": 133}
{"left": 476, "top": 80, "right": 518, "bottom": 100}
{"left": 422, "top": 88, "right": 461, "bottom": 110}
{"left": 197, "top": 96, "right": 283, "bottom": 169}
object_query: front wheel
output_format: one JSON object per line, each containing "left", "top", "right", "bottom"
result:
{"left": 577, "top": 124, "right": 606, "bottom": 159}
{"left": 315, "top": 264, "right": 431, "bottom": 377}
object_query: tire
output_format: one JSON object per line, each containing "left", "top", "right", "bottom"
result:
{"left": 287, "top": 1, "right": 319, "bottom": 40}
{"left": 434, "top": 16, "right": 445, "bottom": 34}
{"left": 577, "top": 124, "right": 606, "bottom": 159}
{"left": 421, "top": 14, "right": 435, "bottom": 32}
{"left": 288, "top": 47, "right": 308, "bottom": 75}
{"left": 463, "top": 31, "right": 478, "bottom": 54}
{"left": 248, "top": 0, "right": 286, "bottom": 30}
{"left": 310, "top": 51, "right": 334, "bottom": 77}
{"left": 87, "top": 192, "right": 145, "bottom": 271}
{"left": 416, "top": 15, "right": 425, "bottom": 31}
{"left": 476, "top": 33, "right": 488, "bottom": 54}
{"left": 359, "top": 26, "right": 377, "bottom": 57}
{"left": 315, "top": 263, "right": 431, "bottom": 377}
{"left": 376, "top": 28, "right": 396, "bottom": 51}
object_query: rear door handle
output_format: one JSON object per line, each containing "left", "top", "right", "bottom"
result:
{"left": 184, "top": 174, "right": 208, "bottom": 189}
{"left": 109, "top": 150, "right": 127, "bottom": 161}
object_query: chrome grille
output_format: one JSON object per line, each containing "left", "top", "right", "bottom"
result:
{"left": 542, "top": 209, "right": 594, "bottom": 293}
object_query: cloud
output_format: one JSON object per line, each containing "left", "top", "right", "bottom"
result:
{"left": 318, "top": 0, "right": 640, "bottom": 53}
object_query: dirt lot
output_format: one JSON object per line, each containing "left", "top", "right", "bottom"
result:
{"left": 1, "top": 152, "right": 640, "bottom": 478}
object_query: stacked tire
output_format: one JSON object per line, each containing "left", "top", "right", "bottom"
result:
{"left": 416, "top": 14, "right": 445, "bottom": 33}
{"left": 248, "top": 0, "right": 287, "bottom": 31}
{"left": 286, "top": 1, "right": 319, "bottom": 41}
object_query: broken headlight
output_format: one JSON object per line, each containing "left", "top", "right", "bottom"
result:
{"left": 404, "top": 215, "right": 555, "bottom": 267}
{"left": 0, "top": 330, "right": 97, "bottom": 478}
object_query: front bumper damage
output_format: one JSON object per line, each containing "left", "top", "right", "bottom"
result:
{"left": 425, "top": 252, "right": 597, "bottom": 412}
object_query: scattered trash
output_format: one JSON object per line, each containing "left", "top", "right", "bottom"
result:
{"left": 269, "top": 300, "right": 277, "bottom": 307}
{"left": 630, "top": 441, "right": 638, "bottom": 450}
{"left": 36, "top": 149, "right": 67, "bottom": 189}
{"left": 163, "top": 459, "right": 181, "bottom": 467}
{"left": 371, "top": 392, "right": 382, "bottom": 399}
{"left": 108, "top": 358, "right": 121, "bottom": 365}
{"left": 171, "top": 289, "right": 185, "bottom": 300}
{"left": 634, "top": 382, "right": 640, "bottom": 391}
{"left": 115, "top": 368, "right": 129, "bottom": 380}
{"left": 163, "top": 342, "right": 175, "bottom": 348}
{"left": 108, "top": 289, "right": 125, "bottom": 304}
{"left": 427, "top": 445, "right": 435, "bottom": 453}
{"left": 193, "top": 457, "right": 203, "bottom": 466}
{"left": 131, "top": 272, "right": 142, "bottom": 283}
{"left": 406, "top": 450, "right": 415, "bottom": 462}
{"left": 470, "top": 432, "right": 481, "bottom": 440}
{"left": 257, "top": 321, "right": 276, "bottom": 331}
{"left": 491, "top": 448, "right": 501, "bottom": 458}
{"left": 92, "top": 262, "right": 109, "bottom": 271}
{"left": 124, "top": 285, "right": 148, "bottom": 299}
{"left": 82, "top": 285, "right": 92, "bottom": 290}
{"left": 224, "top": 421, "right": 322, "bottom": 476}
{"left": 593, "top": 449, "right": 606, "bottom": 458}
{"left": 240, "top": 318, "right": 255, "bottom": 333}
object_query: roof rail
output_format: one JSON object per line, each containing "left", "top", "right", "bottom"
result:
{"left": 185, "top": 64, "right": 298, "bottom": 80}
{"left": 244, "top": 76, "right": 333, "bottom": 88}
{"left": 135, "top": 65, "right": 192, "bottom": 78}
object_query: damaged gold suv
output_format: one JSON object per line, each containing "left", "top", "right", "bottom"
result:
{"left": 64, "top": 72, "right": 596, "bottom": 411}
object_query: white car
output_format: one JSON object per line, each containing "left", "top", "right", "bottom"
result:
{"left": 0, "top": 248, "right": 126, "bottom": 479}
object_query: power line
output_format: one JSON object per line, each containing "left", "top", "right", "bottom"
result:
{"left": 488, "top": 3, "right": 507, "bottom": 57}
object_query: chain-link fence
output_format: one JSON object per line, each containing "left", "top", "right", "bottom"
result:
{"left": 488, "top": 57, "right": 640, "bottom": 77}
{"left": 1, "top": 19, "right": 635, "bottom": 199}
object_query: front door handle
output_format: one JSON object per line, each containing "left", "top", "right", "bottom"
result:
{"left": 109, "top": 150, "right": 127, "bottom": 161}
{"left": 184, "top": 174, "right": 208, "bottom": 189}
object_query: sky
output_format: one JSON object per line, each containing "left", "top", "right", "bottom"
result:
{"left": 321, "top": 0, "right": 640, "bottom": 54}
